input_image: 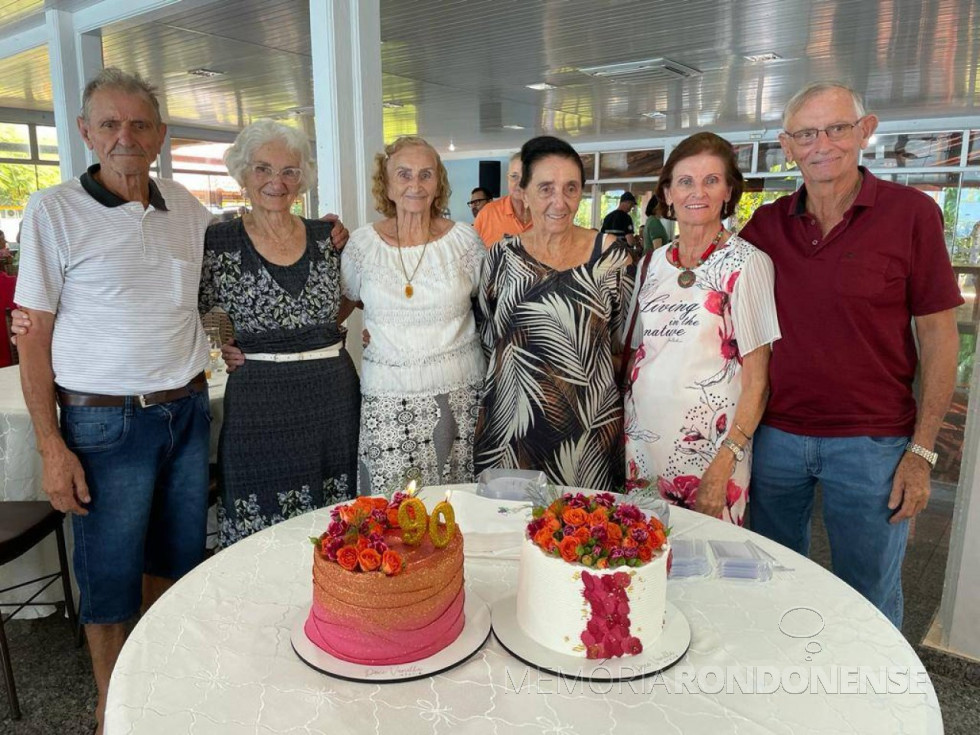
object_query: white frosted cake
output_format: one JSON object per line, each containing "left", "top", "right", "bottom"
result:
{"left": 516, "top": 492, "right": 670, "bottom": 659}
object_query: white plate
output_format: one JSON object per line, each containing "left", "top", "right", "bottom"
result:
{"left": 491, "top": 595, "right": 691, "bottom": 681}
{"left": 291, "top": 593, "right": 491, "bottom": 683}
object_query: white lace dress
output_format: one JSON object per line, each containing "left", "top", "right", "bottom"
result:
{"left": 341, "top": 222, "right": 486, "bottom": 494}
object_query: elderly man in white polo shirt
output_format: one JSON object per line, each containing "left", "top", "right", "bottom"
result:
{"left": 15, "top": 68, "right": 215, "bottom": 734}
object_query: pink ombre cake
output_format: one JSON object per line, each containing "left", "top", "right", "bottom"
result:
{"left": 305, "top": 529, "right": 465, "bottom": 665}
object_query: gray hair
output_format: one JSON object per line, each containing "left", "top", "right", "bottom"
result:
{"left": 782, "top": 81, "right": 867, "bottom": 129}
{"left": 509, "top": 151, "right": 522, "bottom": 163}
{"left": 223, "top": 119, "right": 316, "bottom": 194}
{"left": 80, "top": 67, "right": 162, "bottom": 124}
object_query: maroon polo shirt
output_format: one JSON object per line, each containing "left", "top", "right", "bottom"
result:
{"left": 740, "top": 168, "right": 962, "bottom": 437}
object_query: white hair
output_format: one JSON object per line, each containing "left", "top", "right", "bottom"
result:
{"left": 782, "top": 82, "right": 867, "bottom": 129}
{"left": 81, "top": 67, "right": 162, "bottom": 124}
{"left": 223, "top": 119, "right": 316, "bottom": 194}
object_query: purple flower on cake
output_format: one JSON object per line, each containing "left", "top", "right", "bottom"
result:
{"left": 565, "top": 493, "right": 590, "bottom": 509}
{"left": 370, "top": 508, "right": 388, "bottom": 525}
{"left": 590, "top": 524, "right": 608, "bottom": 542}
{"left": 630, "top": 527, "right": 649, "bottom": 544}
{"left": 592, "top": 493, "right": 616, "bottom": 508}
{"left": 610, "top": 505, "right": 643, "bottom": 527}
{"left": 327, "top": 520, "right": 348, "bottom": 537}
{"left": 323, "top": 537, "right": 344, "bottom": 562}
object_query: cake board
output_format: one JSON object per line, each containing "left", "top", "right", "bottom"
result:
{"left": 491, "top": 594, "right": 691, "bottom": 682}
{"left": 291, "top": 593, "right": 491, "bottom": 683}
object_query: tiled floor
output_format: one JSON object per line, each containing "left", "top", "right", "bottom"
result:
{"left": 2, "top": 487, "right": 978, "bottom": 734}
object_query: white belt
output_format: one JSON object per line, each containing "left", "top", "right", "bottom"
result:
{"left": 247, "top": 342, "right": 343, "bottom": 363}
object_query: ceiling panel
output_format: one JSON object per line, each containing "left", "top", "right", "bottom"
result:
{"left": 0, "top": 0, "right": 977, "bottom": 152}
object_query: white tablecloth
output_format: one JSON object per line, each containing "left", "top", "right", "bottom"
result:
{"left": 0, "top": 365, "right": 227, "bottom": 616}
{"left": 105, "top": 485, "right": 942, "bottom": 735}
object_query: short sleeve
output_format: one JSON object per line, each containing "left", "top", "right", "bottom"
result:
{"left": 473, "top": 207, "right": 493, "bottom": 247}
{"left": 730, "top": 246, "right": 781, "bottom": 357}
{"left": 341, "top": 228, "right": 366, "bottom": 302}
{"left": 13, "top": 193, "right": 64, "bottom": 314}
{"left": 909, "top": 197, "right": 964, "bottom": 316}
{"left": 459, "top": 225, "right": 485, "bottom": 295}
{"left": 198, "top": 227, "right": 220, "bottom": 315}
{"left": 478, "top": 242, "right": 504, "bottom": 357}
{"left": 606, "top": 246, "right": 634, "bottom": 354}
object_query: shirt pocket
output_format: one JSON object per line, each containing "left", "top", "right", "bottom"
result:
{"left": 172, "top": 257, "right": 201, "bottom": 310}
{"left": 834, "top": 252, "right": 891, "bottom": 299}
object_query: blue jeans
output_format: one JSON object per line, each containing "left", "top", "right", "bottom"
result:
{"left": 61, "top": 389, "right": 211, "bottom": 624}
{"left": 750, "top": 425, "right": 910, "bottom": 629}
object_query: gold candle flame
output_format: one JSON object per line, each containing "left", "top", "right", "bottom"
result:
{"left": 405, "top": 479, "right": 417, "bottom": 497}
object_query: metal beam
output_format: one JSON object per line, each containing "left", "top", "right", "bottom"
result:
{"left": 0, "top": 16, "right": 46, "bottom": 60}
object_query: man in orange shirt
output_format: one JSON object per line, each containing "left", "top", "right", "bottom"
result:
{"left": 474, "top": 152, "right": 532, "bottom": 248}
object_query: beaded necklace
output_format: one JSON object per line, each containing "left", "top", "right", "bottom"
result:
{"left": 668, "top": 226, "right": 728, "bottom": 288}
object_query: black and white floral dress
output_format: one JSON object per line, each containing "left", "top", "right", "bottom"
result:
{"left": 200, "top": 218, "right": 360, "bottom": 547}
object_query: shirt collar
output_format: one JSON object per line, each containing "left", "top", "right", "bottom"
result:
{"left": 79, "top": 164, "right": 169, "bottom": 211}
{"left": 790, "top": 166, "right": 876, "bottom": 216}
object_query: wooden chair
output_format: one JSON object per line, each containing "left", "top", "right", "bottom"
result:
{"left": 0, "top": 503, "right": 78, "bottom": 720}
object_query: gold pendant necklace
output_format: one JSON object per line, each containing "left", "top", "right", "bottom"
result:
{"left": 395, "top": 220, "right": 431, "bottom": 298}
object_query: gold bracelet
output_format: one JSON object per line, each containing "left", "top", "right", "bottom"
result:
{"left": 733, "top": 423, "right": 752, "bottom": 439}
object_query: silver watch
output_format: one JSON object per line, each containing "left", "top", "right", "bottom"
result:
{"left": 905, "top": 442, "right": 937, "bottom": 469}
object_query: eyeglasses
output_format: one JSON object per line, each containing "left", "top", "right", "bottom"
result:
{"left": 249, "top": 163, "right": 303, "bottom": 184}
{"left": 468, "top": 198, "right": 490, "bottom": 207}
{"left": 783, "top": 119, "right": 864, "bottom": 146}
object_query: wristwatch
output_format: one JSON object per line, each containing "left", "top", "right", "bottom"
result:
{"left": 905, "top": 442, "right": 938, "bottom": 469}
{"left": 721, "top": 437, "right": 745, "bottom": 462}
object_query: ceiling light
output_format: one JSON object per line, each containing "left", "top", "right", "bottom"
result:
{"left": 869, "top": 135, "right": 878, "bottom": 145}
{"left": 503, "top": 124, "right": 526, "bottom": 130}
{"left": 526, "top": 82, "right": 556, "bottom": 91}
{"left": 579, "top": 57, "right": 700, "bottom": 80}
{"left": 448, "top": 139, "right": 456, "bottom": 152}
{"left": 382, "top": 100, "right": 405, "bottom": 109}
{"left": 187, "top": 67, "right": 225, "bottom": 78}
{"left": 642, "top": 111, "right": 667, "bottom": 119}
{"left": 743, "top": 52, "right": 782, "bottom": 63}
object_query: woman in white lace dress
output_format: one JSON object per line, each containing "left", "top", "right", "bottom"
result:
{"left": 342, "top": 136, "right": 485, "bottom": 494}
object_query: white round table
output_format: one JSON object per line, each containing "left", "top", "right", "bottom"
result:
{"left": 0, "top": 365, "right": 227, "bottom": 617}
{"left": 105, "top": 485, "right": 942, "bottom": 734}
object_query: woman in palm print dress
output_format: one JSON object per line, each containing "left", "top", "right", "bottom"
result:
{"left": 476, "top": 136, "right": 633, "bottom": 491}
{"left": 623, "top": 133, "right": 780, "bottom": 525}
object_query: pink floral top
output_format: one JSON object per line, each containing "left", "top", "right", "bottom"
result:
{"left": 623, "top": 235, "right": 780, "bottom": 525}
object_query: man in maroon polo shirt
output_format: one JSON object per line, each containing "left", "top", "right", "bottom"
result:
{"left": 740, "top": 82, "right": 961, "bottom": 629}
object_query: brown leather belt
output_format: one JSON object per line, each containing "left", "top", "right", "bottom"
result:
{"left": 56, "top": 372, "right": 207, "bottom": 408}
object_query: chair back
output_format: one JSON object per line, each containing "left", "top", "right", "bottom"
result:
{"left": 0, "top": 273, "right": 16, "bottom": 368}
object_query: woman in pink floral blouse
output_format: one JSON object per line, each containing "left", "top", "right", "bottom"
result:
{"left": 622, "top": 133, "right": 781, "bottom": 525}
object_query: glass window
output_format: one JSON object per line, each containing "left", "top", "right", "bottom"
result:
{"left": 968, "top": 131, "right": 980, "bottom": 166}
{"left": 598, "top": 150, "right": 664, "bottom": 179}
{"left": 36, "top": 126, "right": 59, "bottom": 162}
{"left": 756, "top": 142, "right": 795, "bottom": 173}
{"left": 580, "top": 153, "right": 596, "bottom": 181}
{"left": 863, "top": 132, "right": 963, "bottom": 168}
{"left": 732, "top": 143, "right": 755, "bottom": 174}
{"left": 0, "top": 123, "right": 31, "bottom": 160}
{"left": 171, "top": 138, "right": 232, "bottom": 173}
{"left": 733, "top": 177, "right": 799, "bottom": 231}
{"left": 0, "top": 163, "right": 60, "bottom": 243}
{"left": 574, "top": 189, "right": 594, "bottom": 229}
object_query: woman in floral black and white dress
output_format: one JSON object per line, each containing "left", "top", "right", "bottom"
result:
{"left": 199, "top": 120, "right": 359, "bottom": 546}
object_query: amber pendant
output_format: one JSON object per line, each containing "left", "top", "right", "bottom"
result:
{"left": 405, "top": 283, "right": 414, "bottom": 298}
{"left": 677, "top": 269, "right": 696, "bottom": 288}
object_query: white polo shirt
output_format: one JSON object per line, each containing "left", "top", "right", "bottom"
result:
{"left": 15, "top": 165, "right": 213, "bottom": 395}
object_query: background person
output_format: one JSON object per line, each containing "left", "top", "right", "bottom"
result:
{"left": 600, "top": 191, "right": 638, "bottom": 249}
{"left": 468, "top": 186, "right": 493, "bottom": 218}
{"left": 473, "top": 152, "right": 532, "bottom": 247}
{"left": 198, "top": 119, "right": 360, "bottom": 547}
{"left": 623, "top": 132, "right": 780, "bottom": 525}
{"left": 741, "top": 82, "right": 962, "bottom": 628}
{"left": 642, "top": 194, "right": 670, "bottom": 254}
{"left": 476, "top": 136, "right": 633, "bottom": 491}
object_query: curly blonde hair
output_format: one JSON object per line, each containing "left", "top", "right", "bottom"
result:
{"left": 371, "top": 136, "right": 450, "bottom": 219}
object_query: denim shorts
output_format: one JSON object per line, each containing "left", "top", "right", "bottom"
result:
{"left": 61, "top": 388, "right": 211, "bottom": 624}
